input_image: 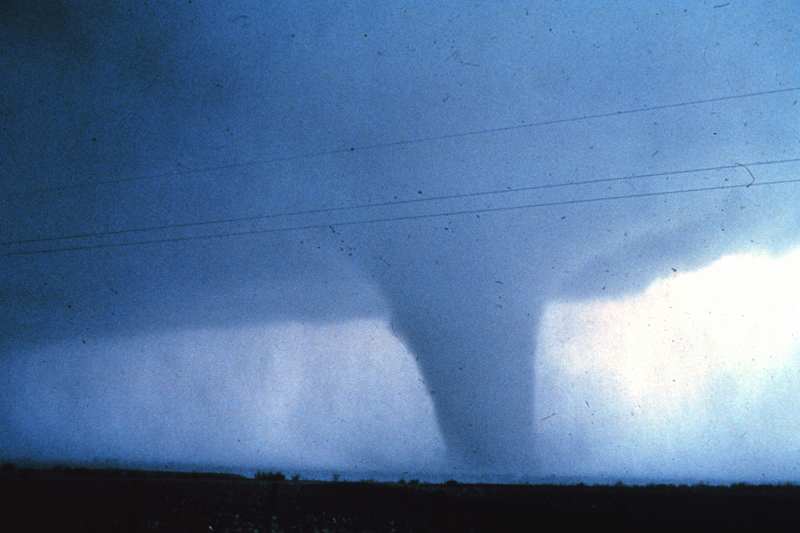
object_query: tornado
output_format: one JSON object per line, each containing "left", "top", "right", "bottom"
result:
{"left": 359, "top": 217, "right": 546, "bottom": 472}
{"left": 387, "top": 286, "right": 540, "bottom": 471}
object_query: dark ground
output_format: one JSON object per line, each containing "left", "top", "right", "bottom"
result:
{"left": 3, "top": 465, "right": 800, "bottom": 532}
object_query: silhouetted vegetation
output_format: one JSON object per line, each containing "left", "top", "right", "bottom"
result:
{"left": 254, "top": 470, "right": 285, "bottom": 481}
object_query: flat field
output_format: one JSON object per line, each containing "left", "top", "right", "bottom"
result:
{"left": 3, "top": 467, "right": 799, "bottom": 532}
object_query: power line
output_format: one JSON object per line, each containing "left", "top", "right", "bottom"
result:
{"left": 4, "top": 176, "right": 800, "bottom": 258}
{"left": 3, "top": 157, "right": 798, "bottom": 248}
{"left": 9, "top": 86, "right": 799, "bottom": 198}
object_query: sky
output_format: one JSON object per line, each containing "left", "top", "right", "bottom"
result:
{"left": 1, "top": 1, "right": 799, "bottom": 482}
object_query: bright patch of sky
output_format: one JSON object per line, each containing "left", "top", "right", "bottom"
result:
{"left": 537, "top": 247, "right": 800, "bottom": 481}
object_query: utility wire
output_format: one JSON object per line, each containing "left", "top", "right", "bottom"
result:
{"left": 4, "top": 175, "right": 800, "bottom": 258}
{"left": 9, "top": 86, "right": 799, "bottom": 197}
{"left": 2, "top": 157, "right": 798, "bottom": 248}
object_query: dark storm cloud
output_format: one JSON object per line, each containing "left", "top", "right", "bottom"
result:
{"left": 1, "top": 1, "right": 799, "bottom": 475}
